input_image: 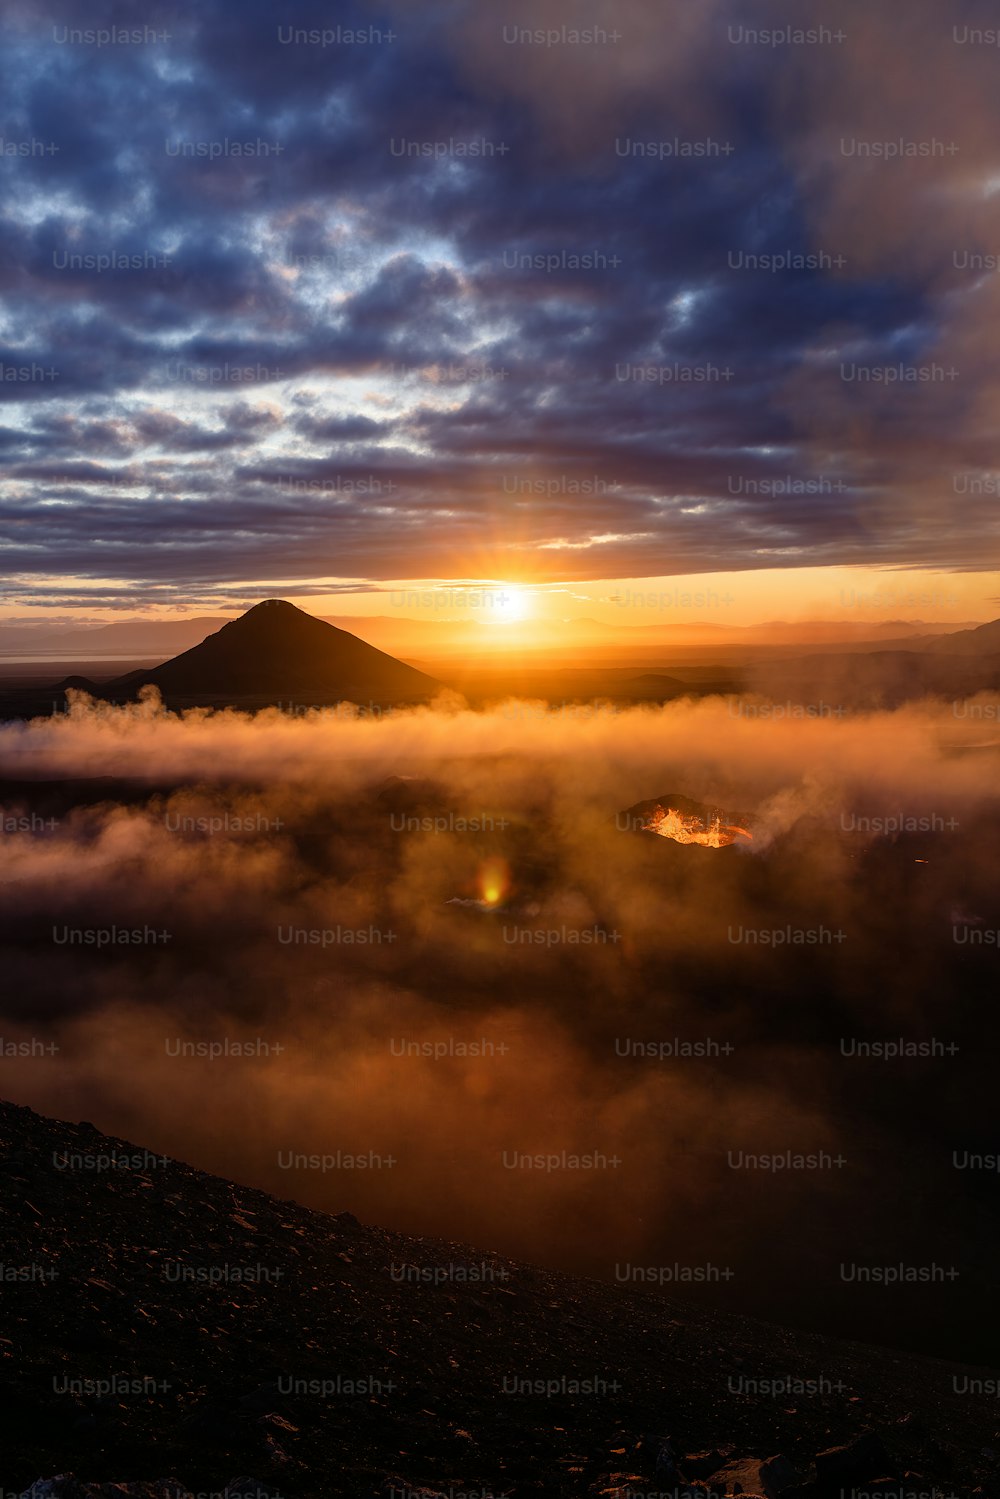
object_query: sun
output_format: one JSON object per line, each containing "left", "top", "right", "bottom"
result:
{"left": 495, "top": 585, "right": 531, "bottom": 623}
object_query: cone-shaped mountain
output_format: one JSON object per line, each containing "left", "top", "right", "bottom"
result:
{"left": 113, "top": 599, "right": 441, "bottom": 703}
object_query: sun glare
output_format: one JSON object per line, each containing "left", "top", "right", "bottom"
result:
{"left": 495, "top": 585, "right": 530, "bottom": 624}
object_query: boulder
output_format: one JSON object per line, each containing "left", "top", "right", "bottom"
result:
{"left": 686, "top": 1452, "right": 729, "bottom": 1479}
{"left": 815, "top": 1434, "right": 894, "bottom": 1485}
{"left": 708, "top": 1455, "right": 802, "bottom": 1499}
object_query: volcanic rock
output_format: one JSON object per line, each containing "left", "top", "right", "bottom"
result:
{"left": 18, "top": 1484, "right": 275, "bottom": 1499}
{"left": 814, "top": 1432, "right": 895, "bottom": 1484}
{"left": 708, "top": 1455, "right": 801, "bottom": 1498}
{"left": 1, "top": 1099, "right": 997, "bottom": 1498}
{"left": 19, "top": 1483, "right": 187, "bottom": 1498}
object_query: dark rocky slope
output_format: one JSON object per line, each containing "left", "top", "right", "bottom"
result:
{"left": 2, "top": 1099, "right": 998, "bottom": 1498}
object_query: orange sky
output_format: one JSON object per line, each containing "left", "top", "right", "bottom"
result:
{"left": 296, "top": 565, "right": 997, "bottom": 631}
{"left": 1, "top": 565, "right": 995, "bottom": 645}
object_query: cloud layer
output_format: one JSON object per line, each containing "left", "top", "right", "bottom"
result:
{"left": 2, "top": 693, "right": 999, "bottom": 1359}
{"left": 2, "top": 0, "right": 1000, "bottom": 606}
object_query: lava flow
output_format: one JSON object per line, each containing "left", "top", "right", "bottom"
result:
{"left": 644, "top": 804, "right": 753, "bottom": 848}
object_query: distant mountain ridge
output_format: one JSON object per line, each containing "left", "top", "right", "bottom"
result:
{"left": 0, "top": 613, "right": 986, "bottom": 660}
{"left": 925, "top": 616, "right": 1000, "bottom": 654}
{"left": 32, "top": 616, "right": 228, "bottom": 652}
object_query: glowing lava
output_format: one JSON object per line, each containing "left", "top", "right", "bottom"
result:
{"left": 644, "top": 805, "right": 753, "bottom": 848}
{"left": 478, "top": 857, "right": 511, "bottom": 907}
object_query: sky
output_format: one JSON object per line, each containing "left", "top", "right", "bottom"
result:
{"left": 1, "top": 0, "right": 999, "bottom": 631}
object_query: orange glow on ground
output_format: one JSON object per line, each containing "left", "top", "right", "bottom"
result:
{"left": 478, "top": 857, "right": 511, "bottom": 906}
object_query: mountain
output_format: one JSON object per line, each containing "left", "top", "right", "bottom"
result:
{"left": 926, "top": 616, "right": 1000, "bottom": 655}
{"left": 110, "top": 600, "right": 441, "bottom": 705}
{"left": 740, "top": 640, "right": 1000, "bottom": 708}
{"left": 29, "top": 618, "right": 230, "bottom": 657}
{"left": 2, "top": 1098, "right": 997, "bottom": 1497}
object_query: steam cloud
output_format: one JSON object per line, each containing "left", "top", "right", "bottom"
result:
{"left": 2, "top": 689, "right": 999, "bottom": 1357}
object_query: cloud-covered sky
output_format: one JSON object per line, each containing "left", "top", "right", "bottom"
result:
{"left": 1, "top": 0, "right": 999, "bottom": 612}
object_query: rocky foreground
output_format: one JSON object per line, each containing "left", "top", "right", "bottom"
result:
{"left": 1, "top": 1099, "right": 998, "bottom": 1498}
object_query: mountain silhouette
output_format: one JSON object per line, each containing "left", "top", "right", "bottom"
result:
{"left": 111, "top": 599, "right": 441, "bottom": 705}
{"left": 927, "top": 615, "right": 1000, "bottom": 654}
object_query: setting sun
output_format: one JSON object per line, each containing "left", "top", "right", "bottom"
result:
{"left": 495, "top": 586, "right": 531, "bottom": 624}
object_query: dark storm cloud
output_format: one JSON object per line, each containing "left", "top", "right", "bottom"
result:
{"left": 1, "top": 0, "right": 998, "bottom": 603}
